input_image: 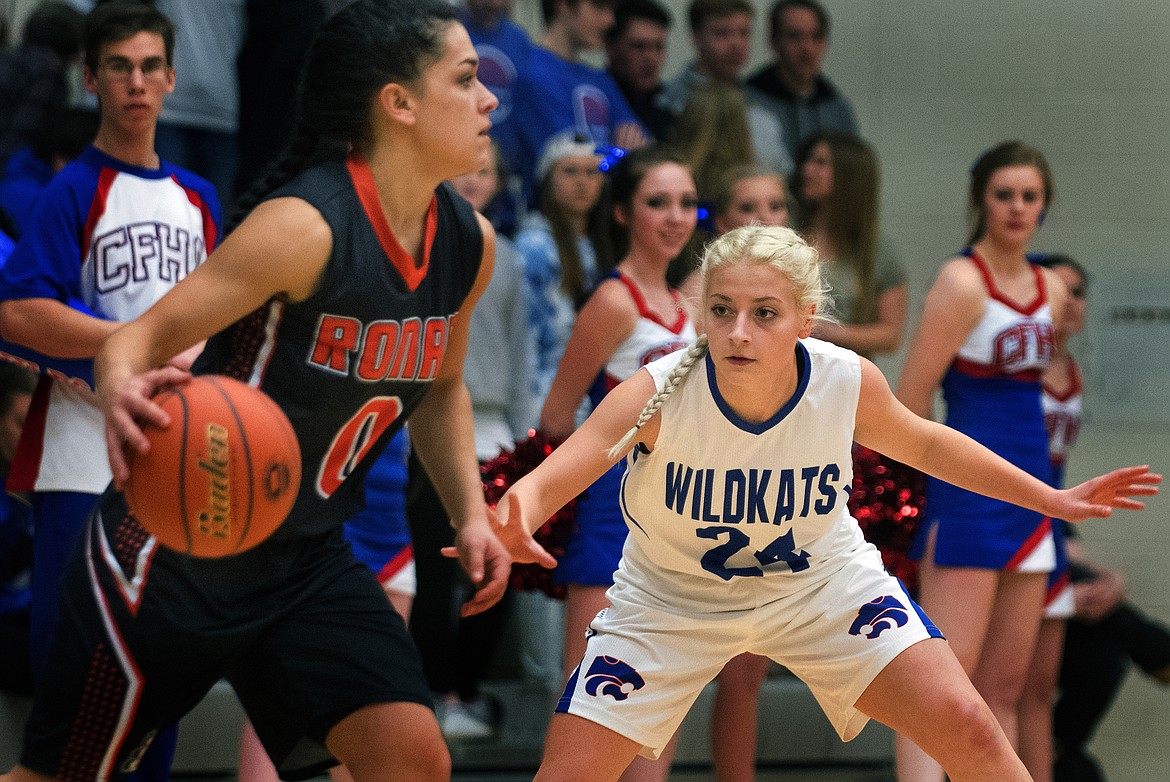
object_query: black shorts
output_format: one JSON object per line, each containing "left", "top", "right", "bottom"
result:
{"left": 22, "top": 491, "right": 431, "bottom": 782}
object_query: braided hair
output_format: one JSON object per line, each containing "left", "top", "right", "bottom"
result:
{"left": 229, "top": 0, "right": 457, "bottom": 231}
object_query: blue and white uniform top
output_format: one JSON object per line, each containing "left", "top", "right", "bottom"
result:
{"left": 589, "top": 272, "right": 695, "bottom": 405}
{"left": 0, "top": 146, "right": 220, "bottom": 494}
{"left": 948, "top": 255, "right": 1055, "bottom": 383}
{"left": 614, "top": 338, "right": 867, "bottom": 614}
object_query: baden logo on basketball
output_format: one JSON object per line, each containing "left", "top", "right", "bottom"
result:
{"left": 196, "top": 423, "right": 231, "bottom": 540}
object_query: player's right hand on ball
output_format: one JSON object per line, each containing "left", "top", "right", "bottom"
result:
{"left": 100, "top": 365, "right": 191, "bottom": 489}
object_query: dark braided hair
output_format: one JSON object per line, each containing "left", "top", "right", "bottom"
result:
{"left": 229, "top": 0, "right": 457, "bottom": 231}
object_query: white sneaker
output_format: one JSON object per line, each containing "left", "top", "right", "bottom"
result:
{"left": 440, "top": 699, "right": 494, "bottom": 740}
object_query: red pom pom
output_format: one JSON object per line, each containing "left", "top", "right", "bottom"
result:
{"left": 849, "top": 444, "right": 926, "bottom": 593}
{"left": 481, "top": 430, "right": 573, "bottom": 599}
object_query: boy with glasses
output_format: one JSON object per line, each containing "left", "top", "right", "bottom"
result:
{"left": 0, "top": 3, "right": 220, "bottom": 778}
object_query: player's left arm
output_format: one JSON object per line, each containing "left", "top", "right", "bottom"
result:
{"left": 410, "top": 213, "right": 510, "bottom": 616}
{"left": 854, "top": 358, "right": 1160, "bottom": 524}
{"left": 492, "top": 368, "right": 659, "bottom": 565}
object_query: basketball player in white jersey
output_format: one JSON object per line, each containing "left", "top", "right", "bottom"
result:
{"left": 488, "top": 225, "right": 1159, "bottom": 782}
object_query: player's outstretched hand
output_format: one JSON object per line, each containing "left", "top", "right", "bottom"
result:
{"left": 1058, "top": 465, "right": 1161, "bottom": 523}
{"left": 100, "top": 365, "right": 192, "bottom": 489}
{"left": 447, "top": 516, "right": 512, "bottom": 617}
{"left": 492, "top": 491, "right": 558, "bottom": 569}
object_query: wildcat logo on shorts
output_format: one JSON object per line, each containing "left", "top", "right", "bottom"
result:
{"left": 849, "top": 595, "right": 909, "bottom": 639}
{"left": 584, "top": 655, "right": 645, "bottom": 701}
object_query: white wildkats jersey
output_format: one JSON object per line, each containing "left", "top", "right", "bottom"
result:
{"left": 612, "top": 338, "right": 870, "bottom": 615}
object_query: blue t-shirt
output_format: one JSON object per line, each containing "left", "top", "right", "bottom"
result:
{"left": 0, "top": 145, "right": 221, "bottom": 388}
{"left": 0, "top": 147, "right": 55, "bottom": 236}
{"left": 505, "top": 47, "right": 642, "bottom": 205}
{"left": 463, "top": 12, "right": 532, "bottom": 168}
{"left": 0, "top": 228, "right": 13, "bottom": 266}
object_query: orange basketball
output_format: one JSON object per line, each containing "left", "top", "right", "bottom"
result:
{"left": 125, "top": 375, "right": 301, "bottom": 558}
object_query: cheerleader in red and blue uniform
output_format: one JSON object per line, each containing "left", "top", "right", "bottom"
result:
{"left": 895, "top": 142, "right": 1072, "bottom": 782}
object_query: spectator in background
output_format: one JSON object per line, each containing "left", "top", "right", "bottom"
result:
{"left": 0, "top": 2, "right": 85, "bottom": 163}
{"left": 746, "top": 0, "right": 859, "bottom": 164}
{"left": 656, "top": 0, "right": 753, "bottom": 116}
{"left": 462, "top": 0, "right": 533, "bottom": 170}
{"left": 0, "top": 108, "right": 98, "bottom": 236}
{"left": 462, "top": 0, "right": 533, "bottom": 238}
{"left": 658, "top": 1, "right": 792, "bottom": 175}
{"left": 791, "top": 131, "right": 906, "bottom": 357}
{"left": 505, "top": 0, "right": 646, "bottom": 206}
{"left": 0, "top": 364, "right": 36, "bottom": 699}
{"left": 154, "top": 0, "right": 246, "bottom": 211}
{"left": 605, "top": 0, "right": 675, "bottom": 142}
{"left": 1017, "top": 252, "right": 1084, "bottom": 782}
{"left": 0, "top": 4, "right": 221, "bottom": 779}
{"left": 670, "top": 86, "right": 755, "bottom": 202}
{"left": 669, "top": 84, "right": 790, "bottom": 216}
{"left": 711, "top": 164, "right": 790, "bottom": 235}
{"left": 453, "top": 146, "right": 532, "bottom": 462}
{"left": 1026, "top": 254, "right": 1170, "bottom": 782}
{"left": 517, "top": 131, "right": 613, "bottom": 429}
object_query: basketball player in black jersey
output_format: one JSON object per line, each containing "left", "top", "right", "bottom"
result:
{"left": 3, "top": 3, "right": 518, "bottom": 782}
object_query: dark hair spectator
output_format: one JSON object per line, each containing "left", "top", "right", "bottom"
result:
{"left": 82, "top": 0, "right": 175, "bottom": 73}
{"left": 0, "top": 107, "right": 98, "bottom": 235}
{"left": 743, "top": 0, "right": 858, "bottom": 163}
{"left": 0, "top": 1, "right": 85, "bottom": 161}
{"left": 542, "top": 0, "right": 617, "bottom": 26}
{"left": 22, "top": 1, "right": 85, "bottom": 61}
{"left": 608, "top": 0, "right": 671, "bottom": 40}
{"left": 688, "top": 0, "right": 754, "bottom": 33}
{"left": 604, "top": 0, "right": 675, "bottom": 141}
{"left": 767, "top": 0, "right": 829, "bottom": 45}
